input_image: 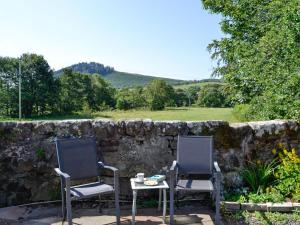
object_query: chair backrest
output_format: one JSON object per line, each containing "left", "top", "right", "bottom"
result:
{"left": 55, "top": 137, "right": 99, "bottom": 180}
{"left": 177, "top": 136, "right": 213, "bottom": 175}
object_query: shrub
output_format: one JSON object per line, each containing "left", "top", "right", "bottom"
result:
{"left": 272, "top": 145, "right": 300, "bottom": 201}
{"left": 240, "top": 160, "right": 277, "bottom": 193}
{"left": 232, "top": 104, "right": 251, "bottom": 122}
{"left": 247, "top": 191, "right": 284, "bottom": 203}
{"left": 197, "top": 83, "right": 229, "bottom": 107}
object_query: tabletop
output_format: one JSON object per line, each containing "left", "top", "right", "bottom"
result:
{"left": 130, "top": 178, "right": 169, "bottom": 190}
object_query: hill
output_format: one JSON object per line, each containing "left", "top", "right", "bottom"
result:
{"left": 103, "top": 71, "right": 184, "bottom": 88}
{"left": 55, "top": 62, "right": 184, "bottom": 88}
{"left": 173, "top": 79, "right": 222, "bottom": 89}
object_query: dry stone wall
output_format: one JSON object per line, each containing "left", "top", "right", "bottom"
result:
{"left": 0, "top": 119, "right": 300, "bottom": 206}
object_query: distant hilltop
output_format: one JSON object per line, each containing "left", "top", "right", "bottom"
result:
{"left": 55, "top": 62, "right": 220, "bottom": 88}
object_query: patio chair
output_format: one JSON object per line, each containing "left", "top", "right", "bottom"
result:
{"left": 54, "top": 137, "right": 121, "bottom": 225}
{"left": 169, "top": 136, "right": 221, "bottom": 225}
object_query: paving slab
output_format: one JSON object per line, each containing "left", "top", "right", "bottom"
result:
{"left": 0, "top": 205, "right": 218, "bottom": 225}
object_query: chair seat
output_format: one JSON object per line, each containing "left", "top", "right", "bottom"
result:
{"left": 70, "top": 182, "right": 114, "bottom": 198}
{"left": 176, "top": 179, "right": 214, "bottom": 192}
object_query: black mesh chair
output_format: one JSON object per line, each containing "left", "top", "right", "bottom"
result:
{"left": 169, "top": 136, "right": 221, "bottom": 225}
{"left": 54, "top": 137, "right": 120, "bottom": 225}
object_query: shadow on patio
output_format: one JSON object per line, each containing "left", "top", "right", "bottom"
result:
{"left": 0, "top": 204, "right": 217, "bottom": 225}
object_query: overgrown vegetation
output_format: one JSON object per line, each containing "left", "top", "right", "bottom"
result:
{"left": 224, "top": 210, "right": 300, "bottom": 225}
{"left": 225, "top": 144, "right": 300, "bottom": 203}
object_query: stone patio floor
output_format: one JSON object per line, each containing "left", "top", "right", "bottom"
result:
{"left": 0, "top": 204, "right": 222, "bottom": 225}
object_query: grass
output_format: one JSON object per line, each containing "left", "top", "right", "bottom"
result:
{"left": 0, "top": 107, "right": 239, "bottom": 123}
{"left": 93, "top": 107, "right": 238, "bottom": 122}
{"left": 173, "top": 81, "right": 222, "bottom": 89}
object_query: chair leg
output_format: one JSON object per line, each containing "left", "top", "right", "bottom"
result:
{"left": 215, "top": 190, "right": 220, "bottom": 225}
{"left": 170, "top": 186, "right": 174, "bottom": 225}
{"left": 60, "top": 180, "right": 66, "bottom": 221}
{"left": 175, "top": 191, "right": 179, "bottom": 209}
{"left": 66, "top": 189, "right": 72, "bottom": 225}
{"left": 98, "top": 194, "right": 102, "bottom": 213}
{"left": 115, "top": 191, "right": 121, "bottom": 225}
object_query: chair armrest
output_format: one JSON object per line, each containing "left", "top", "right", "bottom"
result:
{"left": 169, "top": 161, "right": 178, "bottom": 189}
{"left": 54, "top": 168, "right": 70, "bottom": 180}
{"left": 170, "top": 160, "right": 178, "bottom": 171}
{"left": 98, "top": 161, "right": 119, "bottom": 173}
{"left": 214, "top": 161, "right": 221, "bottom": 173}
{"left": 98, "top": 161, "right": 119, "bottom": 190}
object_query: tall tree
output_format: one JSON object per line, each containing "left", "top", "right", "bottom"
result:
{"left": 58, "top": 70, "right": 116, "bottom": 113}
{"left": 202, "top": 0, "right": 300, "bottom": 119}
{"left": 0, "top": 54, "right": 57, "bottom": 117}
{"left": 20, "top": 53, "right": 57, "bottom": 116}
{"left": 145, "top": 80, "right": 175, "bottom": 110}
{"left": 0, "top": 57, "right": 18, "bottom": 116}
{"left": 58, "top": 68, "right": 86, "bottom": 113}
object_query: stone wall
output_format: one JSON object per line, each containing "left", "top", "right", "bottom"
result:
{"left": 0, "top": 119, "right": 300, "bottom": 206}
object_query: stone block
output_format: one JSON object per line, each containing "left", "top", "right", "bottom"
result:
{"left": 293, "top": 202, "right": 300, "bottom": 210}
{"left": 241, "top": 203, "right": 267, "bottom": 211}
{"left": 267, "top": 202, "right": 293, "bottom": 212}
{"left": 223, "top": 201, "right": 240, "bottom": 211}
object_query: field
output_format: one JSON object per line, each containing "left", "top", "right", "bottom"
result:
{"left": 173, "top": 81, "right": 222, "bottom": 89}
{"left": 94, "top": 107, "right": 238, "bottom": 122}
{"left": 0, "top": 107, "right": 239, "bottom": 123}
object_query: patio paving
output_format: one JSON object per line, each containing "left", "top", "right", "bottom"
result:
{"left": 0, "top": 203, "right": 220, "bottom": 225}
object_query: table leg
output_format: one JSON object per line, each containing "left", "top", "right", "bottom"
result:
{"left": 158, "top": 188, "right": 162, "bottom": 211}
{"left": 132, "top": 190, "right": 137, "bottom": 225}
{"left": 163, "top": 189, "right": 167, "bottom": 223}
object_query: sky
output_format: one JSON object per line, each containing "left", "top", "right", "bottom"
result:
{"left": 0, "top": 0, "right": 223, "bottom": 80}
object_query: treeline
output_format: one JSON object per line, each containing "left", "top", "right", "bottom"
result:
{"left": 0, "top": 53, "right": 231, "bottom": 118}
{"left": 0, "top": 54, "right": 116, "bottom": 117}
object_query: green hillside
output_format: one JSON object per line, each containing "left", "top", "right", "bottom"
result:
{"left": 55, "top": 62, "right": 184, "bottom": 88}
{"left": 173, "top": 79, "right": 222, "bottom": 89}
{"left": 104, "top": 71, "right": 183, "bottom": 88}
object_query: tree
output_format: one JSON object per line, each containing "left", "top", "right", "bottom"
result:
{"left": 202, "top": 0, "right": 300, "bottom": 119}
{"left": 197, "top": 83, "right": 230, "bottom": 107}
{"left": 88, "top": 74, "right": 116, "bottom": 111}
{"left": 144, "top": 80, "right": 176, "bottom": 110}
{"left": 116, "top": 87, "right": 145, "bottom": 110}
{"left": 20, "top": 53, "right": 58, "bottom": 116}
{"left": 0, "top": 54, "right": 57, "bottom": 117}
{"left": 174, "top": 89, "right": 189, "bottom": 107}
{"left": 58, "top": 70, "right": 116, "bottom": 114}
{"left": 186, "top": 86, "right": 201, "bottom": 106}
{"left": 58, "top": 68, "right": 86, "bottom": 114}
{"left": 0, "top": 57, "right": 19, "bottom": 116}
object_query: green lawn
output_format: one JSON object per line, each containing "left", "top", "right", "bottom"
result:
{"left": 0, "top": 107, "right": 239, "bottom": 123}
{"left": 93, "top": 107, "right": 238, "bottom": 122}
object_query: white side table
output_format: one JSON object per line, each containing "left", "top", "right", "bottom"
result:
{"left": 130, "top": 178, "right": 169, "bottom": 225}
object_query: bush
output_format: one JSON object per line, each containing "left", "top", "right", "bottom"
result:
{"left": 197, "top": 83, "right": 230, "bottom": 107}
{"left": 226, "top": 144, "right": 300, "bottom": 203}
{"left": 241, "top": 160, "right": 277, "bottom": 193}
{"left": 232, "top": 104, "right": 251, "bottom": 122}
{"left": 272, "top": 144, "right": 300, "bottom": 201}
{"left": 116, "top": 87, "right": 146, "bottom": 110}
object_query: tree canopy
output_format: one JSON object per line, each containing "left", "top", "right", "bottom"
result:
{"left": 0, "top": 54, "right": 57, "bottom": 117}
{"left": 202, "top": 0, "right": 300, "bottom": 119}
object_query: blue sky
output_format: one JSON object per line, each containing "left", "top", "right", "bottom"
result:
{"left": 0, "top": 0, "right": 223, "bottom": 80}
